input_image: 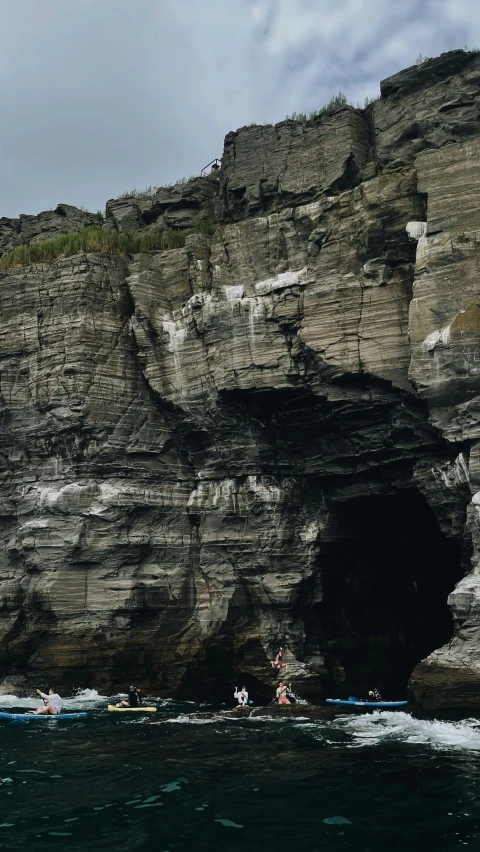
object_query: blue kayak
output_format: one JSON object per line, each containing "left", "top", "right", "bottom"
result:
{"left": 326, "top": 698, "right": 407, "bottom": 708}
{"left": 0, "top": 712, "right": 87, "bottom": 720}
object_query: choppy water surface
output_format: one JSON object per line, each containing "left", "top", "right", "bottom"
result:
{"left": 1, "top": 692, "right": 480, "bottom": 850}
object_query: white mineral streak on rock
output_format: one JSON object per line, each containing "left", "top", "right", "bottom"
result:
{"left": 431, "top": 453, "right": 470, "bottom": 489}
{"left": 188, "top": 477, "right": 283, "bottom": 513}
{"left": 295, "top": 201, "right": 323, "bottom": 219}
{"left": 185, "top": 291, "right": 214, "bottom": 318}
{"left": 162, "top": 317, "right": 188, "bottom": 352}
{"left": 224, "top": 285, "right": 244, "bottom": 303}
{"left": 18, "top": 518, "right": 50, "bottom": 531}
{"left": 423, "top": 325, "right": 452, "bottom": 350}
{"left": 254, "top": 267, "right": 308, "bottom": 296}
{"left": 161, "top": 316, "right": 188, "bottom": 395}
{"left": 406, "top": 221, "right": 427, "bottom": 240}
{"left": 211, "top": 479, "right": 239, "bottom": 511}
{"left": 455, "top": 453, "right": 470, "bottom": 484}
{"left": 246, "top": 475, "right": 283, "bottom": 504}
{"left": 38, "top": 482, "right": 101, "bottom": 512}
{"left": 17, "top": 517, "right": 84, "bottom": 550}
{"left": 298, "top": 520, "right": 321, "bottom": 543}
{"left": 246, "top": 297, "right": 267, "bottom": 358}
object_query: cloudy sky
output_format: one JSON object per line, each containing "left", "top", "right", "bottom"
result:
{"left": 1, "top": 0, "right": 478, "bottom": 218}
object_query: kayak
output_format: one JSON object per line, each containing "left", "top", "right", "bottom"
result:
{"left": 0, "top": 711, "right": 87, "bottom": 720}
{"left": 326, "top": 698, "right": 407, "bottom": 708}
{"left": 107, "top": 705, "right": 157, "bottom": 713}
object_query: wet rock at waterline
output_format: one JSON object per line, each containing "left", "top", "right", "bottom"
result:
{"left": 0, "top": 50, "right": 479, "bottom": 716}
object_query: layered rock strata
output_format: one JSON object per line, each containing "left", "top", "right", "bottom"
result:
{"left": 0, "top": 204, "right": 99, "bottom": 257}
{"left": 104, "top": 177, "right": 218, "bottom": 235}
{"left": 0, "top": 50, "right": 479, "bottom": 714}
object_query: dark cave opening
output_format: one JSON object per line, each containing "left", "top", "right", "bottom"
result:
{"left": 317, "top": 488, "right": 464, "bottom": 698}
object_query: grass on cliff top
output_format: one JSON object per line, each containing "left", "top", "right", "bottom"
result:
{"left": 416, "top": 45, "right": 479, "bottom": 64}
{"left": 285, "top": 92, "right": 349, "bottom": 122}
{"left": 285, "top": 91, "right": 381, "bottom": 122}
{"left": 118, "top": 175, "right": 202, "bottom": 199}
{"left": 0, "top": 220, "right": 216, "bottom": 270}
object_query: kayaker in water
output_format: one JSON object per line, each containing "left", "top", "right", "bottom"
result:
{"left": 234, "top": 685, "right": 249, "bottom": 706}
{"left": 29, "top": 687, "right": 62, "bottom": 715}
{"left": 276, "top": 682, "right": 291, "bottom": 704}
{"left": 119, "top": 686, "right": 143, "bottom": 708}
{"left": 368, "top": 688, "right": 382, "bottom": 701}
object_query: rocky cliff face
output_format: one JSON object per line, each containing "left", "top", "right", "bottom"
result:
{"left": 0, "top": 204, "right": 99, "bottom": 256}
{"left": 0, "top": 50, "right": 479, "bottom": 714}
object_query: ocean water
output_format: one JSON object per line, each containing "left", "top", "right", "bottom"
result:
{"left": 0, "top": 691, "right": 480, "bottom": 851}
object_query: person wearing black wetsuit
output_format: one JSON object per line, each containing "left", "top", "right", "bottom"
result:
{"left": 119, "top": 686, "right": 142, "bottom": 708}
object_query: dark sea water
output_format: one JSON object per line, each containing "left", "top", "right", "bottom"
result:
{"left": 1, "top": 692, "right": 480, "bottom": 851}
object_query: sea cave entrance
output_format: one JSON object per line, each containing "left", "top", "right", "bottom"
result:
{"left": 317, "top": 488, "right": 464, "bottom": 697}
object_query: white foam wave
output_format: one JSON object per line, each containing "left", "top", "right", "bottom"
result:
{"left": 0, "top": 695, "right": 36, "bottom": 710}
{"left": 0, "top": 689, "right": 106, "bottom": 712}
{"left": 165, "top": 714, "right": 219, "bottom": 725}
{"left": 158, "top": 711, "right": 312, "bottom": 726}
{"left": 334, "top": 711, "right": 480, "bottom": 752}
{"left": 246, "top": 714, "right": 310, "bottom": 723}
{"left": 0, "top": 693, "right": 227, "bottom": 717}
{"left": 63, "top": 689, "right": 107, "bottom": 709}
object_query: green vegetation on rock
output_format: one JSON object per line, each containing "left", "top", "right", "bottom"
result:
{"left": 193, "top": 217, "right": 216, "bottom": 235}
{"left": 0, "top": 220, "right": 216, "bottom": 271}
{"left": 118, "top": 175, "right": 202, "bottom": 199}
{"left": 285, "top": 92, "right": 348, "bottom": 122}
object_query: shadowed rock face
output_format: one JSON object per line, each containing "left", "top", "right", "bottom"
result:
{"left": 105, "top": 178, "right": 218, "bottom": 234}
{"left": 0, "top": 51, "right": 479, "bottom": 715}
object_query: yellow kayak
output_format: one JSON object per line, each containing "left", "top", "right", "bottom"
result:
{"left": 107, "top": 704, "right": 157, "bottom": 713}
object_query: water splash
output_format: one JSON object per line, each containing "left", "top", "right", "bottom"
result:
{"left": 334, "top": 711, "right": 480, "bottom": 752}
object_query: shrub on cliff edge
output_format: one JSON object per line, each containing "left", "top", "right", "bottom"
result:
{"left": 0, "top": 226, "right": 187, "bottom": 270}
{"left": 0, "top": 218, "right": 217, "bottom": 271}
{"left": 285, "top": 91, "right": 348, "bottom": 122}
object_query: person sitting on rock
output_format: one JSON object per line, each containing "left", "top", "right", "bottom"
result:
{"left": 30, "top": 687, "right": 62, "bottom": 715}
{"left": 271, "top": 647, "right": 286, "bottom": 673}
{"left": 276, "top": 682, "right": 291, "bottom": 705}
{"left": 234, "top": 686, "right": 249, "bottom": 706}
{"left": 119, "top": 686, "right": 143, "bottom": 708}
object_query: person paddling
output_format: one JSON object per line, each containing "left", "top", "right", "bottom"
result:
{"left": 368, "top": 688, "right": 382, "bottom": 701}
{"left": 29, "top": 687, "right": 62, "bottom": 715}
{"left": 276, "top": 682, "right": 291, "bottom": 705}
{"left": 119, "top": 686, "right": 142, "bottom": 708}
{"left": 234, "top": 685, "right": 249, "bottom": 706}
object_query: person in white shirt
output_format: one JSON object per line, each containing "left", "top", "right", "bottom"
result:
{"left": 368, "top": 688, "right": 382, "bottom": 701}
{"left": 234, "top": 686, "right": 249, "bottom": 706}
{"left": 30, "top": 687, "right": 62, "bottom": 715}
